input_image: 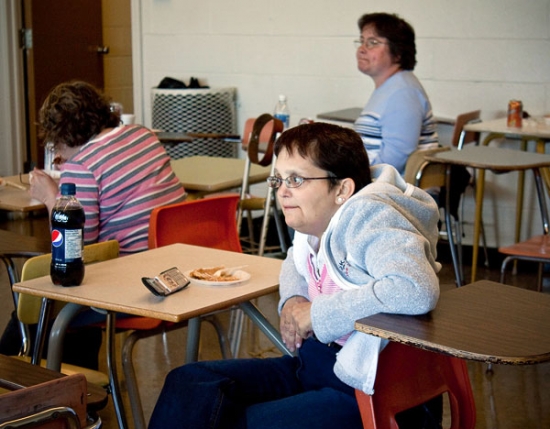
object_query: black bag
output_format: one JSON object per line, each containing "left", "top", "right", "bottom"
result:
{"left": 158, "top": 77, "right": 187, "bottom": 89}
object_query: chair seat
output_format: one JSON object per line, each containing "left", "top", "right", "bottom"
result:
{"left": 240, "top": 197, "right": 266, "bottom": 211}
{"left": 109, "top": 316, "right": 164, "bottom": 331}
{"left": 13, "top": 355, "right": 110, "bottom": 388}
{"left": 498, "top": 234, "right": 550, "bottom": 259}
{"left": 498, "top": 234, "right": 549, "bottom": 290}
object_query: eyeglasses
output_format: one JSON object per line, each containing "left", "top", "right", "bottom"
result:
{"left": 354, "top": 38, "right": 387, "bottom": 49}
{"left": 266, "top": 175, "right": 337, "bottom": 189}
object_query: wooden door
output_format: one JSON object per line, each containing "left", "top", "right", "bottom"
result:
{"left": 22, "top": 0, "right": 105, "bottom": 169}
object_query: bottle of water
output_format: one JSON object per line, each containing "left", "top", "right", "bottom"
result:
{"left": 274, "top": 94, "right": 290, "bottom": 129}
{"left": 50, "top": 183, "right": 85, "bottom": 286}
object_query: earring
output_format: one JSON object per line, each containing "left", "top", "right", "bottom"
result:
{"left": 337, "top": 197, "right": 344, "bottom": 204}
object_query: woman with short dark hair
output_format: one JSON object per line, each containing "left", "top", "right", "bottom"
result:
{"left": 354, "top": 12, "right": 439, "bottom": 175}
{"left": 149, "top": 123, "right": 442, "bottom": 428}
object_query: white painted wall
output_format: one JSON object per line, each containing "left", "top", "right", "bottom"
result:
{"left": 134, "top": 0, "right": 550, "bottom": 248}
{"left": 2, "top": 0, "right": 549, "bottom": 249}
{"left": 136, "top": 0, "right": 550, "bottom": 128}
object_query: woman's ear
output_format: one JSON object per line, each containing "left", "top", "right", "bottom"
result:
{"left": 337, "top": 178, "right": 355, "bottom": 201}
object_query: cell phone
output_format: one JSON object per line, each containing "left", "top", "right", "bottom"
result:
{"left": 142, "top": 267, "right": 190, "bottom": 296}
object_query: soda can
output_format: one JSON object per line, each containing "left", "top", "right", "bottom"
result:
{"left": 298, "top": 118, "right": 314, "bottom": 125}
{"left": 507, "top": 100, "right": 523, "bottom": 128}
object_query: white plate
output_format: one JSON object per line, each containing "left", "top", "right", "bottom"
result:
{"left": 185, "top": 269, "right": 251, "bottom": 286}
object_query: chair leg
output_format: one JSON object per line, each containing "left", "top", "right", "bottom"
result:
{"left": 202, "top": 315, "right": 232, "bottom": 359}
{"left": 500, "top": 256, "right": 514, "bottom": 284}
{"left": 452, "top": 216, "right": 464, "bottom": 284}
{"left": 537, "top": 262, "right": 544, "bottom": 292}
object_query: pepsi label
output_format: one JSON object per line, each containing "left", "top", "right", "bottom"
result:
{"left": 51, "top": 228, "right": 83, "bottom": 263}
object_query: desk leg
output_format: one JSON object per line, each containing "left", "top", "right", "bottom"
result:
{"left": 481, "top": 132, "right": 504, "bottom": 146}
{"left": 106, "top": 311, "right": 129, "bottom": 429}
{"left": 185, "top": 317, "right": 201, "bottom": 363}
{"left": 239, "top": 301, "right": 293, "bottom": 356}
{"left": 471, "top": 169, "right": 486, "bottom": 283}
{"left": 32, "top": 297, "right": 52, "bottom": 365}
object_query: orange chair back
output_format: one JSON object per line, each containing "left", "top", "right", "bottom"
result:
{"left": 148, "top": 194, "right": 242, "bottom": 253}
{"left": 355, "top": 342, "right": 475, "bottom": 429}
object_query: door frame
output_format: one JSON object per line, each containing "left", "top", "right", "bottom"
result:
{"left": 1, "top": 0, "right": 144, "bottom": 175}
{"left": 130, "top": 0, "right": 144, "bottom": 125}
{"left": 0, "top": 0, "right": 27, "bottom": 176}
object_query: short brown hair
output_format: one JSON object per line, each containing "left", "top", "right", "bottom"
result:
{"left": 274, "top": 122, "right": 372, "bottom": 193}
{"left": 39, "top": 81, "right": 120, "bottom": 148}
{"left": 358, "top": 13, "right": 416, "bottom": 70}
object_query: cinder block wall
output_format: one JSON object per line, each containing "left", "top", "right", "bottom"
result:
{"left": 136, "top": 0, "right": 550, "bottom": 248}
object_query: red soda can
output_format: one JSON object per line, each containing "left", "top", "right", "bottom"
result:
{"left": 507, "top": 100, "right": 523, "bottom": 127}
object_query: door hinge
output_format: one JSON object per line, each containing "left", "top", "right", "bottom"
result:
{"left": 19, "top": 28, "right": 32, "bottom": 49}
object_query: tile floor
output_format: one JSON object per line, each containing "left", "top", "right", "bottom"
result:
{"left": 1, "top": 219, "right": 549, "bottom": 428}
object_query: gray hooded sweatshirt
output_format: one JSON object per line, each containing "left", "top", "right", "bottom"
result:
{"left": 278, "top": 164, "right": 441, "bottom": 393}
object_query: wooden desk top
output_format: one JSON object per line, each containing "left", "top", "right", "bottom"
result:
{"left": 317, "top": 107, "right": 362, "bottom": 123}
{"left": 355, "top": 280, "right": 550, "bottom": 365}
{"left": 0, "top": 229, "right": 50, "bottom": 254}
{"left": 155, "top": 131, "right": 240, "bottom": 143}
{"left": 170, "top": 156, "right": 271, "bottom": 192}
{"left": 316, "top": 107, "right": 455, "bottom": 126}
{"left": 13, "top": 243, "right": 282, "bottom": 323}
{"left": 463, "top": 117, "right": 550, "bottom": 139}
{"left": 155, "top": 131, "right": 194, "bottom": 143}
{"left": 424, "top": 146, "right": 550, "bottom": 171}
{"left": 0, "top": 354, "right": 107, "bottom": 408}
{"left": 0, "top": 175, "right": 45, "bottom": 212}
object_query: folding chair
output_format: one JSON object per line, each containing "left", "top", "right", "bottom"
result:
{"left": 237, "top": 114, "right": 289, "bottom": 256}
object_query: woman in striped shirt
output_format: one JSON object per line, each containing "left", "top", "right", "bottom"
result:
{"left": 30, "top": 80, "right": 186, "bottom": 255}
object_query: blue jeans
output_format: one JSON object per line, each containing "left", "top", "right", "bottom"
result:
{"left": 148, "top": 338, "right": 363, "bottom": 429}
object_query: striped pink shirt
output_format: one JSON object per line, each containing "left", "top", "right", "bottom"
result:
{"left": 59, "top": 125, "right": 186, "bottom": 255}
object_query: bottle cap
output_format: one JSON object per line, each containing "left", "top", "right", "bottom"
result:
{"left": 60, "top": 183, "right": 77, "bottom": 196}
{"left": 279, "top": 94, "right": 287, "bottom": 102}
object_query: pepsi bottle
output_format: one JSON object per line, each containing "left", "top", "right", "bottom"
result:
{"left": 51, "top": 183, "right": 85, "bottom": 286}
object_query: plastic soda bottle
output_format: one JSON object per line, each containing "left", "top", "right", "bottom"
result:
{"left": 274, "top": 94, "right": 290, "bottom": 129}
{"left": 50, "top": 183, "right": 85, "bottom": 286}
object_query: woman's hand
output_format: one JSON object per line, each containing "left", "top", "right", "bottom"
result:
{"left": 29, "top": 168, "right": 58, "bottom": 213}
{"left": 279, "top": 296, "right": 313, "bottom": 352}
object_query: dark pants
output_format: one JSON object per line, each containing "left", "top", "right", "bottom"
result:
{"left": 148, "top": 338, "right": 442, "bottom": 429}
{"left": 0, "top": 310, "right": 102, "bottom": 369}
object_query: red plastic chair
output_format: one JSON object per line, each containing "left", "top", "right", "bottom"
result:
{"left": 122, "top": 194, "right": 242, "bottom": 428}
{"left": 148, "top": 193, "right": 242, "bottom": 252}
{"left": 355, "top": 342, "right": 476, "bottom": 429}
